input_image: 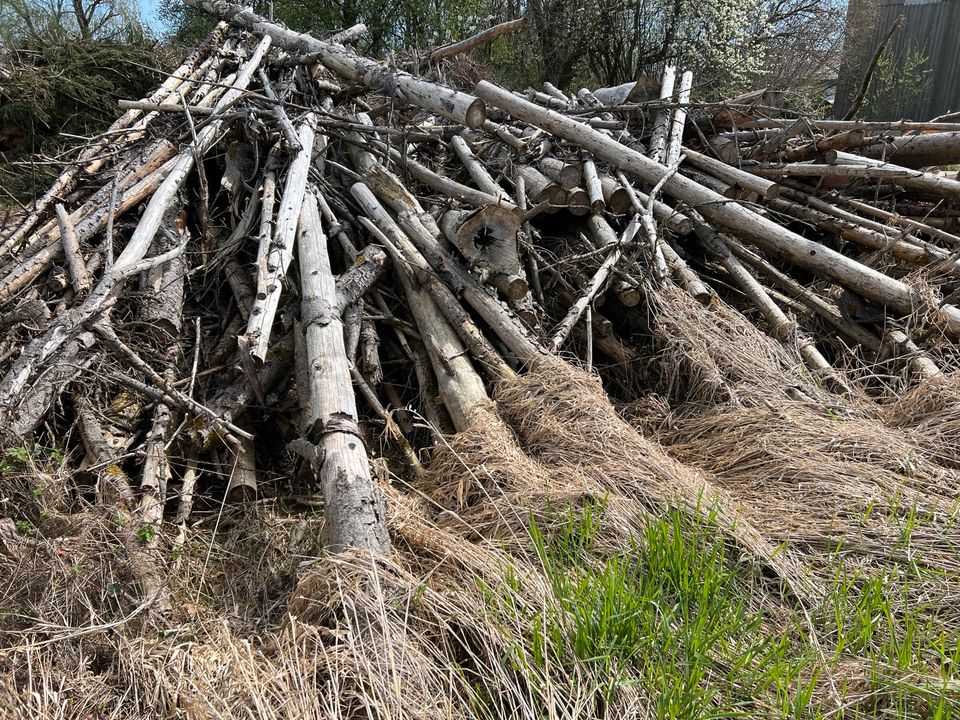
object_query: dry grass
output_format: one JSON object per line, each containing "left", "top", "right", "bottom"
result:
{"left": 2, "top": 288, "right": 959, "bottom": 719}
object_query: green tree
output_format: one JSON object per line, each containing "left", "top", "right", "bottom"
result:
{"left": 862, "top": 41, "right": 931, "bottom": 120}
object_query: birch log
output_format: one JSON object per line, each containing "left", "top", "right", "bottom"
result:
{"left": 244, "top": 113, "right": 317, "bottom": 362}
{"left": 647, "top": 65, "right": 676, "bottom": 164}
{"left": 663, "top": 70, "right": 692, "bottom": 167}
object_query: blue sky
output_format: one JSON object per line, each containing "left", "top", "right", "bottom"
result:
{"left": 139, "top": 0, "right": 168, "bottom": 32}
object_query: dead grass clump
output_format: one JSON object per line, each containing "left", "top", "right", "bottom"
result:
{"left": 494, "top": 355, "right": 819, "bottom": 601}
{"left": 643, "top": 285, "right": 830, "bottom": 408}
{"left": 420, "top": 405, "right": 626, "bottom": 547}
{"left": 883, "top": 372, "right": 960, "bottom": 470}
{"left": 287, "top": 546, "right": 605, "bottom": 720}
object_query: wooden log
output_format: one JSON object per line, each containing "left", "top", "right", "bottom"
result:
{"left": 583, "top": 212, "right": 648, "bottom": 304}
{"left": 335, "top": 245, "right": 389, "bottom": 313}
{"left": 768, "top": 195, "right": 960, "bottom": 277}
{"left": 648, "top": 65, "right": 677, "bottom": 164}
{"left": 681, "top": 147, "right": 780, "bottom": 199}
{"left": 827, "top": 150, "right": 960, "bottom": 200}
{"left": 782, "top": 129, "right": 869, "bottom": 162}
{"left": 857, "top": 132, "right": 960, "bottom": 168}
{"left": 514, "top": 165, "right": 566, "bottom": 209}
{"left": 582, "top": 155, "right": 605, "bottom": 214}
{"left": 748, "top": 118, "right": 807, "bottom": 159}
{"left": 471, "top": 81, "right": 960, "bottom": 333}
{"left": 599, "top": 174, "right": 631, "bottom": 213}
{"left": 0, "top": 144, "right": 176, "bottom": 304}
{"left": 428, "top": 17, "right": 527, "bottom": 64}
{"left": 256, "top": 69, "right": 302, "bottom": 152}
{"left": 590, "top": 80, "right": 650, "bottom": 107}
{"left": 515, "top": 175, "right": 546, "bottom": 308}
{"left": 537, "top": 156, "right": 582, "bottom": 189}
{"left": 658, "top": 237, "right": 710, "bottom": 303}
{"left": 244, "top": 113, "right": 317, "bottom": 362}
{"left": 615, "top": 171, "right": 695, "bottom": 235}
{"left": 384, "top": 143, "right": 516, "bottom": 209}
{"left": 834, "top": 195, "right": 960, "bottom": 248}
{"left": 663, "top": 70, "right": 693, "bottom": 168}
{"left": 525, "top": 88, "right": 572, "bottom": 110}
{"left": 188, "top": 0, "right": 487, "bottom": 128}
{"left": 684, "top": 168, "right": 732, "bottom": 196}
{"left": 751, "top": 162, "right": 960, "bottom": 199}
{"left": 118, "top": 99, "right": 217, "bottom": 115}
{"left": 879, "top": 329, "right": 941, "bottom": 381}
{"left": 353, "top": 183, "right": 542, "bottom": 365}
{"left": 451, "top": 134, "right": 512, "bottom": 203}
{"left": 173, "top": 453, "right": 200, "bottom": 525}
{"left": 9, "top": 333, "right": 96, "bottom": 439}
{"left": 438, "top": 207, "right": 526, "bottom": 299}
{"left": 566, "top": 187, "right": 591, "bottom": 216}
{"left": 351, "top": 188, "right": 498, "bottom": 430}
{"left": 739, "top": 119, "right": 960, "bottom": 133}
{"left": 365, "top": 218, "right": 514, "bottom": 386}
{"left": 542, "top": 82, "right": 573, "bottom": 105}
{"left": 728, "top": 239, "right": 881, "bottom": 350}
{"left": 54, "top": 204, "right": 91, "bottom": 296}
{"left": 481, "top": 119, "right": 526, "bottom": 151}
{"left": 140, "top": 205, "right": 189, "bottom": 342}
{"left": 703, "top": 135, "right": 743, "bottom": 163}
{"left": 297, "top": 189, "right": 390, "bottom": 554}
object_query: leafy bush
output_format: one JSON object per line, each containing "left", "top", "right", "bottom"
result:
{"left": 0, "top": 20, "right": 171, "bottom": 204}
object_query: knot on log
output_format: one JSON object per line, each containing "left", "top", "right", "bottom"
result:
{"left": 302, "top": 298, "right": 337, "bottom": 328}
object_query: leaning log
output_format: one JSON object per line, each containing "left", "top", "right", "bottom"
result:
{"left": 244, "top": 113, "right": 317, "bottom": 362}
{"left": 297, "top": 188, "right": 390, "bottom": 555}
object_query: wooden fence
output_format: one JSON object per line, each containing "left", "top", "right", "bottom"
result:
{"left": 836, "top": 0, "right": 960, "bottom": 119}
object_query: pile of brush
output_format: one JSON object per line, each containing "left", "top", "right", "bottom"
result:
{"left": 2, "top": 1, "right": 960, "bottom": 717}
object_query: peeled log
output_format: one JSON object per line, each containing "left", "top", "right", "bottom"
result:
{"left": 297, "top": 189, "right": 390, "bottom": 555}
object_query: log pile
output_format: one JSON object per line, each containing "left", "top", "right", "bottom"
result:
{"left": 4, "top": 4, "right": 960, "bottom": 715}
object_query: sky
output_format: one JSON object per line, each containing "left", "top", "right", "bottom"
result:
{"left": 138, "top": 0, "right": 169, "bottom": 32}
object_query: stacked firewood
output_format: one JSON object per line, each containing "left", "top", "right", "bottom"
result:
{"left": 3, "top": 0, "right": 960, "bottom": 567}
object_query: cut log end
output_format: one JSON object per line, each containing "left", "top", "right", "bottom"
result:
{"left": 464, "top": 99, "right": 488, "bottom": 129}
